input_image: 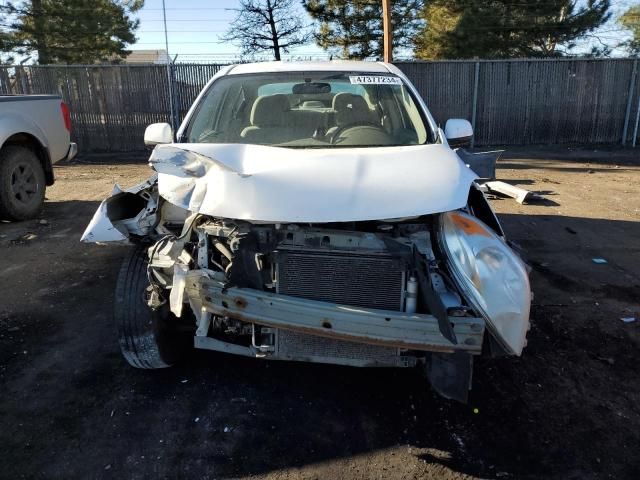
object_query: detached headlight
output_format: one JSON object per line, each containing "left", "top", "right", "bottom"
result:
{"left": 438, "top": 211, "right": 531, "bottom": 355}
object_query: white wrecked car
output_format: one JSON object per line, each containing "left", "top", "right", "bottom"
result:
{"left": 82, "top": 61, "right": 530, "bottom": 402}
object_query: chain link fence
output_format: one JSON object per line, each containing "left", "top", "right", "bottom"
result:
{"left": 1, "top": 59, "right": 639, "bottom": 152}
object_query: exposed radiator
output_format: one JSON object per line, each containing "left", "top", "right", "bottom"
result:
{"left": 275, "top": 249, "right": 405, "bottom": 311}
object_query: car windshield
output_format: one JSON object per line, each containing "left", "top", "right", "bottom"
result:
{"left": 184, "top": 71, "right": 432, "bottom": 148}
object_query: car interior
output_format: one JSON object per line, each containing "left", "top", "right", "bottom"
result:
{"left": 185, "top": 75, "right": 430, "bottom": 147}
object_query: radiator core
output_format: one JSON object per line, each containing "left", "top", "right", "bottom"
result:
{"left": 275, "top": 249, "right": 405, "bottom": 311}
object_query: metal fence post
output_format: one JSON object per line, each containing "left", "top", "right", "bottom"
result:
{"left": 173, "top": 66, "right": 181, "bottom": 132}
{"left": 470, "top": 61, "right": 480, "bottom": 148}
{"left": 171, "top": 63, "right": 180, "bottom": 131}
{"left": 622, "top": 58, "right": 638, "bottom": 145}
{"left": 633, "top": 91, "right": 640, "bottom": 147}
{"left": 167, "top": 62, "right": 178, "bottom": 133}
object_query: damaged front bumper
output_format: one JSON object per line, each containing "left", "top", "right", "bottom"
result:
{"left": 186, "top": 273, "right": 485, "bottom": 362}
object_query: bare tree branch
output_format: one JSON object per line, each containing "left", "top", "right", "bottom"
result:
{"left": 224, "top": 0, "right": 311, "bottom": 60}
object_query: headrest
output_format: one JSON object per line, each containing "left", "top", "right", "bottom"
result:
{"left": 332, "top": 93, "right": 372, "bottom": 126}
{"left": 250, "top": 94, "right": 289, "bottom": 127}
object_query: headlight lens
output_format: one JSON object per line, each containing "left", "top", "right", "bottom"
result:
{"left": 439, "top": 211, "right": 531, "bottom": 355}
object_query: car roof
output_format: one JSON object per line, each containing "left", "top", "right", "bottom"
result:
{"left": 226, "top": 61, "right": 393, "bottom": 75}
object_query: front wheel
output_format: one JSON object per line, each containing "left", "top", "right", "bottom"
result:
{"left": 0, "top": 145, "right": 46, "bottom": 220}
{"left": 114, "top": 246, "right": 193, "bottom": 369}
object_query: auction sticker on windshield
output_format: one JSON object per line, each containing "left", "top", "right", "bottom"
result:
{"left": 349, "top": 75, "right": 403, "bottom": 85}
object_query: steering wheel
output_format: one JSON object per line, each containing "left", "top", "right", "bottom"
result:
{"left": 331, "top": 122, "right": 389, "bottom": 145}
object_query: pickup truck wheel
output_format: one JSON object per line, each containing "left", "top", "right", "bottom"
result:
{"left": 0, "top": 145, "right": 46, "bottom": 220}
{"left": 115, "top": 246, "right": 193, "bottom": 369}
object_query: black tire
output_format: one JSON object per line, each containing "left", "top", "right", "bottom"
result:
{"left": 114, "top": 246, "right": 193, "bottom": 369}
{"left": 0, "top": 145, "right": 46, "bottom": 220}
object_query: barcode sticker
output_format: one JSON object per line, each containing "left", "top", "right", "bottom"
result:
{"left": 349, "top": 75, "right": 403, "bottom": 85}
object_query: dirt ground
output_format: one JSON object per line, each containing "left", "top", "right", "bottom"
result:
{"left": 0, "top": 146, "right": 639, "bottom": 480}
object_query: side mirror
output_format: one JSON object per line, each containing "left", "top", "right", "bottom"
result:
{"left": 144, "top": 123, "right": 173, "bottom": 146}
{"left": 444, "top": 119, "right": 473, "bottom": 148}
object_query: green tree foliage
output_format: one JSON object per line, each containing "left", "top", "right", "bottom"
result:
{"left": 302, "top": 0, "right": 424, "bottom": 59}
{"left": 1, "top": 0, "right": 143, "bottom": 64}
{"left": 415, "top": 0, "right": 611, "bottom": 59}
{"left": 224, "top": 0, "right": 310, "bottom": 61}
{"left": 0, "top": 31, "right": 15, "bottom": 64}
{"left": 619, "top": 5, "right": 640, "bottom": 54}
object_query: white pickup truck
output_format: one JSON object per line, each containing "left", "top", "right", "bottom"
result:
{"left": 0, "top": 94, "right": 77, "bottom": 220}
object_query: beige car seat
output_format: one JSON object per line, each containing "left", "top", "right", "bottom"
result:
{"left": 241, "top": 94, "right": 295, "bottom": 144}
{"left": 326, "top": 93, "right": 377, "bottom": 140}
{"left": 332, "top": 93, "right": 374, "bottom": 126}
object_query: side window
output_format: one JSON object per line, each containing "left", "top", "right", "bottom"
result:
{"left": 401, "top": 87, "right": 427, "bottom": 144}
{"left": 188, "top": 84, "right": 243, "bottom": 142}
{"left": 230, "top": 86, "right": 247, "bottom": 121}
{"left": 188, "top": 86, "right": 225, "bottom": 142}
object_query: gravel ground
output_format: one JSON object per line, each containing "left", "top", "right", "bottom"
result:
{"left": 0, "top": 146, "right": 639, "bottom": 480}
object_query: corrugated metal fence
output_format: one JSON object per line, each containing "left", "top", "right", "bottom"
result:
{"left": 397, "top": 59, "right": 640, "bottom": 146}
{"left": 1, "top": 59, "right": 639, "bottom": 152}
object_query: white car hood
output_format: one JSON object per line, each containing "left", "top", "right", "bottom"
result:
{"left": 150, "top": 143, "right": 477, "bottom": 223}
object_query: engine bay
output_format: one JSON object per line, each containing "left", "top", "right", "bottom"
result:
{"left": 144, "top": 215, "right": 480, "bottom": 363}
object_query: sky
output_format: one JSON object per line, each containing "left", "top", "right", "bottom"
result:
{"left": 0, "top": 0, "right": 636, "bottom": 63}
{"left": 128, "top": 0, "right": 638, "bottom": 62}
{"left": 130, "top": 0, "right": 328, "bottom": 62}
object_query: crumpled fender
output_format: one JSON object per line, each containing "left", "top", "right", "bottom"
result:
{"left": 80, "top": 175, "right": 158, "bottom": 243}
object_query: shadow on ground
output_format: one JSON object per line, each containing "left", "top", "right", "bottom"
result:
{"left": 489, "top": 145, "right": 640, "bottom": 166}
{"left": 1, "top": 204, "right": 639, "bottom": 479}
{"left": 59, "top": 151, "right": 149, "bottom": 167}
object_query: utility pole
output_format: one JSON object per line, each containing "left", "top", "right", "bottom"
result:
{"left": 382, "top": 0, "right": 392, "bottom": 63}
{"left": 162, "top": 0, "right": 176, "bottom": 134}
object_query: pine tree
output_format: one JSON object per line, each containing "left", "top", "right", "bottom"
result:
{"left": 302, "top": 0, "right": 424, "bottom": 59}
{"left": 415, "top": 0, "right": 611, "bottom": 59}
{"left": 1, "top": 0, "right": 143, "bottom": 64}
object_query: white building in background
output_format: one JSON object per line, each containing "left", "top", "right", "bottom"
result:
{"left": 124, "top": 49, "right": 171, "bottom": 64}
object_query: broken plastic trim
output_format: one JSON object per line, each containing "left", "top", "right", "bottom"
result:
{"left": 426, "top": 351, "right": 473, "bottom": 403}
{"left": 80, "top": 175, "right": 159, "bottom": 243}
{"left": 411, "top": 246, "right": 457, "bottom": 344}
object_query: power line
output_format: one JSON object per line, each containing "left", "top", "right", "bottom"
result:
{"left": 1, "top": 20, "right": 632, "bottom": 33}
{"left": 0, "top": 2, "right": 617, "bottom": 10}
{"left": 138, "top": 7, "right": 230, "bottom": 10}
{"left": 2, "top": 18, "right": 635, "bottom": 27}
{"left": 134, "top": 18, "right": 234, "bottom": 22}
{"left": 137, "top": 41, "right": 227, "bottom": 44}
{"left": 136, "top": 30, "right": 230, "bottom": 33}
{"left": 0, "top": 23, "right": 231, "bottom": 33}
